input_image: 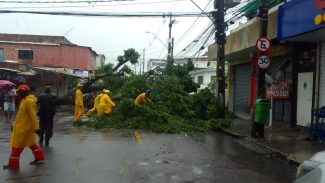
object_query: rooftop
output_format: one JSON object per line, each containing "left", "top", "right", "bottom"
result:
{"left": 0, "top": 33, "right": 75, "bottom": 45}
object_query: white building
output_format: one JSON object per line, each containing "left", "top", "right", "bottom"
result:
{"left": 146, "top": 57, "right": 217, "bottom": 91}
{"left": 189, "top": 68, "right": 216, "bottom": 90}
{"left": 95, "top": 54, "right": 106, "bottom": 69}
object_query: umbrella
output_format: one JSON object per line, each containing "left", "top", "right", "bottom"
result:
{"left": 0, "top": 80, "right": 15, "bottom": 89}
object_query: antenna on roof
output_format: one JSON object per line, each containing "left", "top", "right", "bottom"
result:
{"left": 63, "top": 27, "right": 74, "bottom": 37}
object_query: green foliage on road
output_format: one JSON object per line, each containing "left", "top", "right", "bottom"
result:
{"left": 76, "top": 56, "right": 235, "bottom": 133}
{"left": 75, "top": 99, "right": 235, "bottom": 134}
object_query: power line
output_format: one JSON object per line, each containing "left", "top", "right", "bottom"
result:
{"left": 21, "top": 14, "right": 33, "bottom": 34}
{"left": 0, "top": 0, "right": 189, "bottom": 9}
{"left": 175, "top": 23, "right": 213, "bottom": 57}
{"left": 191, "top": 30, "right": 213, "bottom": 58}
{"left": 155, "top": 0, "right": 181, "bottom": 59}
{"left": 225, "top": 0, "right": 256, "bottom": 24}
{"left": 0, "top": 10, "right": 207, "bottom": 17}
{"left": 0, "top": 0, "right": 137, "bottom": 3}
{"left": 175, "top": 0, "right": 212, "bottom": 45}
{"left": 176, "top": 1, "right": 256, "bottom": 58}
{"left": 146, "top": 20, "right": 166, "bottom": 49}
{"left": 188, "top": 1, "right": 256, "bottom": 58}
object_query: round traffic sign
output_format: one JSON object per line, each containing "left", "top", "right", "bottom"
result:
{"left": 257, "top": 55, "right": 271, "bottom": 70}
{"left": 256, "top": 37, "right": 271, "bottom": 52}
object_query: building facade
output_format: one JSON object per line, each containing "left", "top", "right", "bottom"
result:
{"left": 278, "top": 0, "right": 325, "bottom": 126}
{"left": 209, "top": 5, "right": 295, "bottom": 124}
{"left": 0, "top": 33, "right": 98, "bottom": 96}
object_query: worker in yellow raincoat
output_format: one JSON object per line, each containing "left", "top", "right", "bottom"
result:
{"left": 86, "top": 90, "right": 104, "bottom": 117}
{"left": 74, "top": 83, "right": 84, "bottom": 121}
{"left": 98, "top": 89, "right": 115, "bottom": 115}
{"left": 3, "top": 84, "right": 45, "bottom": 170}
{"left": 134, "top": 89, "right": 152, "bottom": 105}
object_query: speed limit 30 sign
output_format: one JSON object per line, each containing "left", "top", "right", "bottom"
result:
{"left": 257, "top": 54, "right": 271, "bottom": 70}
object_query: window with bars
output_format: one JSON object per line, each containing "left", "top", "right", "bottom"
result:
{"left": 0, "top": 49, "right": 3, "bottom": 61}
{"left": 198, "top": 76, "right": 204, "bottom": 85}
{"left": 18, "top": 50, "right": 33, "bottom": 59}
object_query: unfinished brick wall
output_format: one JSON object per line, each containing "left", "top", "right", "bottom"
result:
{"left": 0, "top": 43, "right": 95, "bottom": 71}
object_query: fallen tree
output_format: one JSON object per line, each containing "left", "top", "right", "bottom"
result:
{"left": 82, "top": 48, "right": 140, "bottom": 91}
{"left": 74, "top": 57, "right": 235, "bottom": 134}
{"left": 56, "top": 48, "right": 140, "bottom": 107}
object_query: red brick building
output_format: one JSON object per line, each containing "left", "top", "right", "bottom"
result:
{"left": 0, "top": 33, "right": 98, "bottom": 96}
{"left": 0, "top": 33, "right": 97, "bottom": 71}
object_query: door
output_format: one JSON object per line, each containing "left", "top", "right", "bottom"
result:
{"left": 234, "top": 63, "right": 251, "bottom": 114}
{"left": 297, "top": 72, "right": 314, "bottom": 126}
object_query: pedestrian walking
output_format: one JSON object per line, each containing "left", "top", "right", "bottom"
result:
{"left": 74, "top": 83, "right": 84, "bottom": 121}
{"left": 98, "top": 89, "right": 115, "bottom": 115}
{"left": 134, "top": 89, "right": 153, "bottom": 105}
{"left": 37, "top": 86, "right": 57, "bottom": 146}
{"left": 3, "top": 85, "right": 17, "bottom": 123}
{"left": 3, "top": 84, "right": 45, "bottom": 170}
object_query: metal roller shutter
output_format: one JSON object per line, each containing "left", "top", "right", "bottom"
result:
{"left": 267, "top": 55, "right": 293, "bottom": 122}
{"left": 228, "top": 66, "right": 235, "bottom": 112}
{"left": 319, "top": 42, "right": 325, "bottom": 107}
{"left": 234, "top": 63, "right": 252, "bottom": 114}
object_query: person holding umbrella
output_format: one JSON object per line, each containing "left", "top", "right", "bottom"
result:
{"left": 2, "top": 83, "right": 17, "bottom": 123}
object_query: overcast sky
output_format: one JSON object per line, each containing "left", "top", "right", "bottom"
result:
{"left": 0, "top": 0, "right": 214, "bottom": 65}
{"left": 0, "top": 0, "right": 250, "bottom": 74}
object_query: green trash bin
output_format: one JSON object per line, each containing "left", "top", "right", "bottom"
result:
{"left": 254, "top": 99, "right": 271, "bottom": 124}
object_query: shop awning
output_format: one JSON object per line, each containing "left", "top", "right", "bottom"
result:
{"left": 32, "top": 67, "right": 85, "bottom": 78}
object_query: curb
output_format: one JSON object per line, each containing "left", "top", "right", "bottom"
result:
{"left": 220, "top": 127, "right": 301, "bottom": 166}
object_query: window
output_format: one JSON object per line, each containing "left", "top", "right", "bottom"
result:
{"left": 198, "top": 76, "right": 203, "bottom": 85}
{"left": 0, "top": 49, "right": 3, "bottom": 61}
{"left": 18, "top": 50, "right": 33, "bottom": 59}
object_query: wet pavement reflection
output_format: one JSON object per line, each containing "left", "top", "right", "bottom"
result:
{"left": 0, "top": 112, "right": 297, "bottom": 183}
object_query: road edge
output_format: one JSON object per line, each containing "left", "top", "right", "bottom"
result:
{"left": 220, "top": 128, "right": 301, "bottom": 166}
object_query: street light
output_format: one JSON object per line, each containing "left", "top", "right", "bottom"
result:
{"left": 145, "top": 31, "right": 167, "bottom": 49}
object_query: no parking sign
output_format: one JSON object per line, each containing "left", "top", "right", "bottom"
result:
{"left": 256, "top": 37, "right": 271, "bottom": 52}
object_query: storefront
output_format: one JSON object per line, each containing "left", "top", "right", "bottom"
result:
{"left": 278, "top": 0, "right": 324, "bottom": 126}
{"left": 216, "top": 5, "right": 295, "bottom": 124}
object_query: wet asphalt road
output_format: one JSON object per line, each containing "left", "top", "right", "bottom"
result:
{"left": 0, "top": 112, "right": 297, "bottom": 183}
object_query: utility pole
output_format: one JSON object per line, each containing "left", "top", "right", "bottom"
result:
{"left": 171, "top": 38, "right": 174, "bottom": 59}
{"left": 142, "top": 48, "right": 145, "bottom": 75}
{"left": 168, "top": 13, "right": 176, "bottom": 59}
{"left": 256, "top": 0, "right": 269, "bottom": 98}
{"left": 251, "top": 0, "right": 269, "bottom": 138}
{"left": 214, "top": 0, "right": 226, "bottom": 112}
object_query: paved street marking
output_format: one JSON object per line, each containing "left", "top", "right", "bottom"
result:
{"left": 134, "top": 131, "right": 142, "bottom": 144}
{"left": 75, "top": 168, "right": 79, "bottom": 176}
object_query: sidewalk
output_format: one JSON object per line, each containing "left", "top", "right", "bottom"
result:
{"left": 222, "top": 118, "right": 325, "bottom": 164}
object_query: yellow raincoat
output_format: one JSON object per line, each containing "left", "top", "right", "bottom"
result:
{"left": 98, "top": 94, "right": 115, "bottom": 115}
{"left": 74, "top": 88, "right": 84, "bottom": 120}
{"left": 29, "top": 94, "right": 37, "bottom": 110}
{"left": 10, "top": 95, "right": 39, "bottom": 148}
{"left": 134, "top": 93, "right": 151, "bottom": 105}
{"left": 86, "top": 93, "right": 103, "bottom": 116}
